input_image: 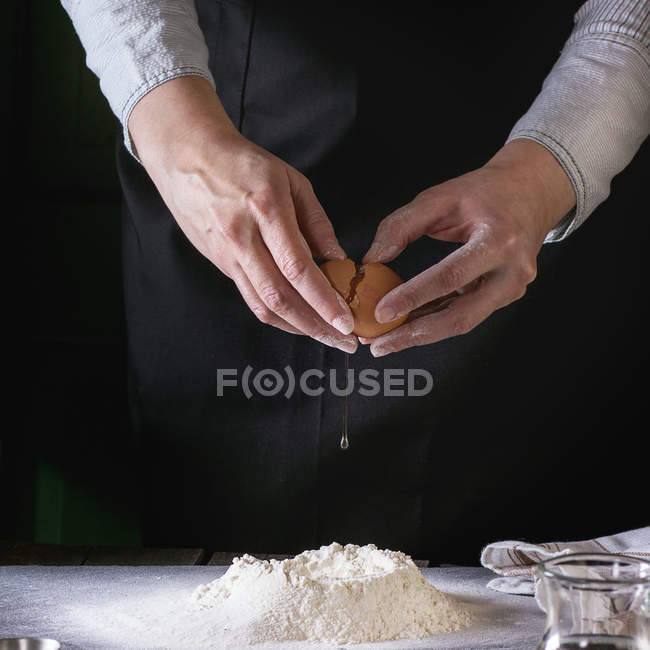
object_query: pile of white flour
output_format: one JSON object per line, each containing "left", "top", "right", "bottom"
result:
{"left": 190, "top": 542, "right": 470, "bottom": 645}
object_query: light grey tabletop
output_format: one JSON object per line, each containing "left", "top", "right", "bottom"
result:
{"left": 0, "top": 566, "right": 545, "bottom": 649}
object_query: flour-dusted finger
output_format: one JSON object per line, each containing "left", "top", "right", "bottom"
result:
{"left": 373, "top": 225, "right": 496, "bottom": 323}
{"left": 369, "top": 271, "right": 524, "bottom": 356}
{"left": 362, "top": 191, "right": 456, "bottom": 264}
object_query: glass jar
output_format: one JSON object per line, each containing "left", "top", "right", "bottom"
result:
{"left": 536, "top": 552, "right": 650, "bottom": 650}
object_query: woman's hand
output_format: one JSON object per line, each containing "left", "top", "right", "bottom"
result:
{"left": 128, "top": 76, "right": 357, "bottom": 353}
{"left": 361, "top": 139, "right": 576, "bottom": 356}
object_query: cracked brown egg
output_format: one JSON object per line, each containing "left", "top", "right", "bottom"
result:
{"left": 320, "top": 259, "right": 409, "bottom": 338}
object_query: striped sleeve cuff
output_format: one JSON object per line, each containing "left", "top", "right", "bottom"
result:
{"left": 62, "top": 0, "right": 215, "bottom": 159}
{"left": 506, "top": 0, "right": 650, "bottom": 242}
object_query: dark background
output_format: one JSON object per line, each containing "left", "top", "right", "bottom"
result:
{"left": 6, "top": 0, "right": 139, "bottom": 548}
{"left": 3, "top": 0, "right": 648, "bottom": 560}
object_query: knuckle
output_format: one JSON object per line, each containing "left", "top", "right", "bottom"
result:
{"left": 218, "top": 216, "right": 246, "bottom": 245}
{"left": 303, "top": 209, "right": 329, "bottom": 230}
{"left": 310, "top": 210, "right": 328, "bottom": 226}
{"left": 245, "top": 185, "right": 276, "bottom": 218}
{"left": 515, "top": 259, "right": 537, "bottom": 286}
{"left": 524, "top": 261, "right": 538, "bottom": 283}
{"left": 437, "top": 263, "right": 466, "bottom": 295}
{"left": 259, "top": 284, "right": 289, "bottom": 315}
{"left": 299, "top": 174, "right": 313, "bottom": 191}
{"left": 279, "top": 254, "right": 308, "bottom": 284}
{"left": 457, "top": 194, "right": 480, "bottom": 214}
{"left": 450, "top": 313, "right": 475, "bottom": 337}
{"left": 251, "top": 303, "right": 273, "bottom": 325}
{"left": 501, "top": 234, "right": 519, "bottom": 253}
{"left": 405, "top": 321, "right": 424, "bottom": 346}
{"left": 396, "top": 289, "right": 417, "bottom": 315}
{"left": 514, "top": 284, "right": 527, "bottom": 301}
{"left": 505, "top": 281, "right": 527, "bottom": 303}
{"left": 499, "top": 228, "right": 525, "bottom": 255}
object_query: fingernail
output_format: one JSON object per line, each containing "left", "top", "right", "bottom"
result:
{"left": 375, "top": 306, "right": 396, "bottom": 323}
{"left": 332, "top": 313, "right": 354, "bottom": 335}
{"left": 363, "top": 242, "right": 383, "bottom": 262}
{"left": 371, "top": 345, "right": 388, "bottom": 358}
{"left": 364, "top": 242, "right": 401, "bottom": 263}
{"left": 323, "top": 245, "right": 346, "bottom": 260}
{"left": 338, "top": 339, "right": 358, "bottom": 354}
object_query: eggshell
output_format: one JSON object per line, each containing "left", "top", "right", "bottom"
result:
{"left": 320, "top": 259, "right": 409, "bottom": 338}
{"left": 320, "top": 258, "right": 358, "bottom": 298}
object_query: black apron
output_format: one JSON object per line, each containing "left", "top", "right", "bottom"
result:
{"left": 116, "top": 1, "right": 647, "bottom": 563}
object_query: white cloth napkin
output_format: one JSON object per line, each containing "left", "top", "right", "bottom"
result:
{"left": 480, "top": 526, "right": 650, "bottom": 600}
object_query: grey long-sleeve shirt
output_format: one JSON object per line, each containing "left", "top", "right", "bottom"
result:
{"left": 61, "top": 0, "right": 649, "bottom": 242}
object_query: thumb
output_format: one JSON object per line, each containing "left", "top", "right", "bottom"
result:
{"left": 363, "top": 192, "right": 451, "bottom": 263}
{"left": 289, "top": 170, "right": 346, "bottom": 260}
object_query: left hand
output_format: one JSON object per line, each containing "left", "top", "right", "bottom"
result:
{"left": 360, "top": 139, "right": 576, "bottom": 356}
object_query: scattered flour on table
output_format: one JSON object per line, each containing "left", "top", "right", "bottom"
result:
{"left": 190, "top": 542, "right": 470, "bottom": 645}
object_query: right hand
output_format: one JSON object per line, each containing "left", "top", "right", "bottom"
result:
{"left": 129, "top": 76, "right": 357, "bottom": 353}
